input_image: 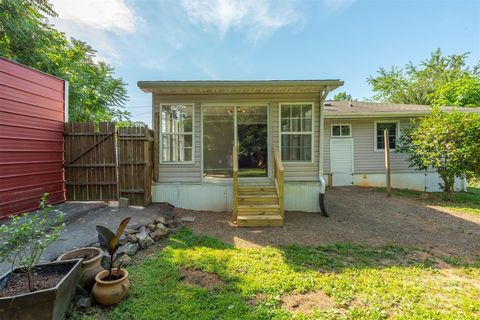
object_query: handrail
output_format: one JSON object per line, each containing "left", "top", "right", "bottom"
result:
{"left": 273, "top": 146, "right": 284, "bottom": 217}
{"left": 232, "top": 146, "right": 239, "bottom": 222}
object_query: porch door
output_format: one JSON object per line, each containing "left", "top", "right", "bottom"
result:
{"left": 330, "top": 138, "right": 354, "bottom": 186}
{"left": 237, "top": 105, "right": 268, "bottom": 178}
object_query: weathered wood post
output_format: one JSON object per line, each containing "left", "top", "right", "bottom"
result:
{"left": 384, "top": 128, "right": 392, "bottom": 197}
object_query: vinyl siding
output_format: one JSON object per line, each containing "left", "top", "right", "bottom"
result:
{"left": 324, "top": 118, "right": 424, "bottom": 174}
{"left": 153, "top": 92, "right": 322, "bottom": 183}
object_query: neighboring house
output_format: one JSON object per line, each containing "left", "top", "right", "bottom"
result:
{"left": 138, "top": 80, "right": 343, "bottom": 226}
{"left": 323, "top": 100, "right": 470, "bottom": 192}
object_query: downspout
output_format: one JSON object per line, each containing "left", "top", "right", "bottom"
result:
{"left": 318, "top": 88, "right": 329, "bottom": 216}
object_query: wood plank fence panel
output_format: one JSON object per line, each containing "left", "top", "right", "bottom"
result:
{"left": 64, "top": 123, "right": 153, "bottom": 206}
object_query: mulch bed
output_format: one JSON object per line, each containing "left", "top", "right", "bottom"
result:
{"left": 0, "top": 272, "right": 63, "bottom": 297}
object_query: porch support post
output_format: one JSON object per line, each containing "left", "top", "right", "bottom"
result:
{"left": 318, "top": 88, "right": 329, "bottom": 217}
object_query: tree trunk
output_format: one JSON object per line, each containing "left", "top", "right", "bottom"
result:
{"left": 438, "top": 170, "right": 455, "bottom": 200}
{"left": 27, "top": 270, "right": 35, "bottom": 292}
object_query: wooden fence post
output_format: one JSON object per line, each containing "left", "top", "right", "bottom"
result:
{"left": 384, "top": 128, "right": 391, "bottom": 197}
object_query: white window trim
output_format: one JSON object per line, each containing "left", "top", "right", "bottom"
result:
{"left": 278, "top": 102, "right": 315, "bottom": 163}
{"left": 331, "top": 124, "right": 352, "bottom": 138}
{"left": 374, "top": 120, "right": 400, "bottom": 152}
{"left": 159, "top": 103, "right": 195, "bottom": 164}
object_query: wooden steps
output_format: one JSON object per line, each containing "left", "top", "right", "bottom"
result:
{"left": 236, "top": 184, "right": 283, "bottom": 227}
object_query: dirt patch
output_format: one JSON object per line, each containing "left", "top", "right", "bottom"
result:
{"left": 178, "top": 267, "right": 224, "bottom": 289}
{"left": 174, "top": 187, "right": 480, "bottom": 262}
{"left": 0, "top": 272, "right": 63, "bottom": 297}
{"left": 282, "top": 291, "right": 336, "bottom": 315}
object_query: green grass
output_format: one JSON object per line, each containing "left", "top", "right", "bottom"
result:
{"left": 374, "top": 185, "right": 480, "bottom": 216}
{"left": 70, "top": 229, "right": 480, "bottom": 320}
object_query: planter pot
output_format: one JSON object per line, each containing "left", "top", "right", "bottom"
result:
{"left": 0, "top": 259, "right": 82, "bottom": 320}
{"left": 56, "top": 247, "right": 103, "bottom": 288}
{"left": 92, "top": 268, "right": 129, "bottom": 306}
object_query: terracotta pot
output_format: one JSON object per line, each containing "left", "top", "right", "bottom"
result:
{"left": 92, "top": 268, "right": 129, "bottom": 306}
{"left": 57, "top": 247, "right": 103, "bottom": 288}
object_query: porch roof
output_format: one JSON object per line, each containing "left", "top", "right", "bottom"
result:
{"left": 137, "top": 80, "right": 343, "bottom": 94}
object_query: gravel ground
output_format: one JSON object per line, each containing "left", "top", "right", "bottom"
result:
{"left": 175, "top": 187, "right": 480, "bottom": 260}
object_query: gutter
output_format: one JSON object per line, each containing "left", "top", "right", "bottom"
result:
{"left": 324, "top": 112, "right": 430, "bottom": 119}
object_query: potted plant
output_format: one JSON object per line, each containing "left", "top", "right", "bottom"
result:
{"left": 0, "top": 193, "right": 82, "bottom": 320}
{"left": 56, "top": 246, "right": 103, "bottom": 289}
{"left": 92, "top": 217, "right": 131, "bottom": 306}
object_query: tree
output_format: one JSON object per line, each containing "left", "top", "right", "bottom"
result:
{"left": 333, "top": 91, "right": 352, "bottom": 101}
{"left": 398, "top": 108, "right": 480, "bottom": 197}
{"left": 429, "top": 75, "right": 480, "bottom": 108}
{"left": 0, "top": 0, "right": 130, "bottom": 122}
{"left": 367, "top": 49, "right": 480, "bottom": 106}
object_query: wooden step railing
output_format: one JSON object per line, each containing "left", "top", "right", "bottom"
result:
{"left": 273, "top": 146, "right": 284, "bottom": 217}
{"left": 232, "top": 146, "right": 238, "bottom": 222}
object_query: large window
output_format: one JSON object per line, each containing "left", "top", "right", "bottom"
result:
{"left": 160, "top": 104, "right": 193, "bottom": 163}
{"left": 375, "top": 121, "right": 398, "bottom": 150}
{"left": 280, "top": 103, "right": 313, "bottom": 162}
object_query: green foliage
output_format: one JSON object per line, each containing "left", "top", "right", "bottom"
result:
{"left": 0, "top": 193, "right": 65, "bottom": 291}
{"left": 398, "top": 109, "right": 480, "bottom": 196}
{"left": 429, "top": 75, "right": 480, "bottom": 108}
{"left": 367, "top": 49, "right": 480, "bottom": 106}
{"left": 96, "top": 217, "right": 131, "bottom": 280}
{"left": 333, "top": 91, "right": 352, "bottom": 101}
{"left": 71, "top": 229, "right": 480, "bottom": 320}
{"left": 0, "top": 0, "right": 130, "bottom": 122}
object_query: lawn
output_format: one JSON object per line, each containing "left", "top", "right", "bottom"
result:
{"left": 71, "top": 228, "right": 480, "bottom": 320}
{"left": 374, "top": 184, "right": 480, "bottom": 216}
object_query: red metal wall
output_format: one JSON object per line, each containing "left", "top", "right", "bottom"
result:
{"left": 0, "top": 58, "right": 66, "bottom": 218}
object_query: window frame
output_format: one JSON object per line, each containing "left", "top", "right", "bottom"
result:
{"left": 331, "top": 124, "right": 352, "bottom": 138}
{"left": 278, "top": 102, "right": 315, "bottom": 163}
{"left": 373, "top": 120, "right": 400, "bottom": 152}
{"left": 159, "top": 103, "right": 195, "bottom": 164}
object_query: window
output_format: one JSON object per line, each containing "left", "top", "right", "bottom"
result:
{"left": 331, "top": 124, "right": 351, "bottom": 137}
{"left": 160, "top": 104, "right": 193, "bottom": 162}
{"left": 280, "top": 103, "right": 313, "bottom": 162}
{"left": 375, "top": 121, "right": 398, "bottom": 150}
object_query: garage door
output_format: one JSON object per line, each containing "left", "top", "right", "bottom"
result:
{"left": 330, "top": 139, "right": 353, "bottom": 186}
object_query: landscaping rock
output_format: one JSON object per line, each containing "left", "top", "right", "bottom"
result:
{"left": 126, "top": 233, "right": 138, "bottom": 243}
{"left": 154, "top": 216, "right": 167, "bottom": 225}
{"left": 147, "top": 224, "right": 156, "bottom": 232}
{"left": 75, "top": 294, "right": 92, "bottom": 310}
{"left": 119, "top": 242, "right": 139, "bottom": 256}
{"left": 114, "top": 254, "right": 132, "bottom": 267}
{"left": 150, "top": 228, "right": 167, "bottom": 240}
{"left": 156, "top": 223, "right": 167, "bottom": 231}
{"left": 167, "top": 220, "right": 182, "bottom": 229}
{"left": 123, "top": 228, "right": 137, "bottom": 235}
{"left": 137, "top": 227, "right": 154, "bottom": 249}
{"left": 180, "top": 216, "right": 196, "bottom": 222}
{"left": 118, "top": 234, "right": 128, "bottom": 245}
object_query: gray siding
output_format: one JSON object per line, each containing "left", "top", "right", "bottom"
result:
{"left": 323, "top": 118, "right": 421, "bottom": 174}
{"left": 153, "top": 92, "right": 322, "bottom": 183}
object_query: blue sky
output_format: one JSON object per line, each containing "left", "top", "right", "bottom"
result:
{"left": 50, "top": 0, "right": 480, "bottom": 126}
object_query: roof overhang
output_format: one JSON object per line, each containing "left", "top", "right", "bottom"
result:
{"left": 137, "top": 80, "right": 343, "bottom": 94}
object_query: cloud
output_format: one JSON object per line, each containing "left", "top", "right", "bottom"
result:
{"left": 180, "top": 0, "right": 301, "bottom": 40}
{"left": 50, "top": 0, "right": 137, "bottom": 34}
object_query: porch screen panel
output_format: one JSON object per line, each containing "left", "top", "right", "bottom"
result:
{"left": 203, "top": 106, "right": 234, "bottom": 178}
{"left": 161, "top": 104, "right": 193, "bottom": 162}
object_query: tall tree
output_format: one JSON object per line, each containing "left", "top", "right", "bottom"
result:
{"left": 0, "top": 0, "right": 130, "bottom": 122}
{"left": 367, "top": 49, "right": 480, "bottom": 106}
{"left": 333, "top": 91, "right": 352, "bottom": 101}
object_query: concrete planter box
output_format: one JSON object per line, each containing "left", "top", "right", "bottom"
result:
{"left": 0, "top": 259, "right": 82, "bottom": 320}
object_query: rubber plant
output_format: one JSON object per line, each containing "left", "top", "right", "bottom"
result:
{"left": 96, "top": 217, "right": 131, "bottom": 281}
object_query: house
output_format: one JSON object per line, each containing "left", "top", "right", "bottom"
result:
{"left": 137, "top": 80, "right": 471, "bottom": 227}
{"left": 137, "top": 80, "right": 343, "bottom": 226}
{"left": 322, "top": 100, "right": 469, "bottom": 191}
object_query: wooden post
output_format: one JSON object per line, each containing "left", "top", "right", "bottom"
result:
{"left": 384, "top": 128, "right": 391, "bottom": 197}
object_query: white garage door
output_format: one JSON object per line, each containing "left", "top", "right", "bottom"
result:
{"left": 330, "top": 139, "right": 353, "bottom": 186}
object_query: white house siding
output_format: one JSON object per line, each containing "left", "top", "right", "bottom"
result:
{"left": 323, "top": 117, "right": 466, "bottom": 192}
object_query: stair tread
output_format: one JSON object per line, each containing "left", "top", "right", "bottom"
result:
{"left": 237, "top": 214, "right": 283, "bottom": 220}
{"left": 238, "top": 204, "right": 280, "bottom": 208}
{"left": 238, "top": 194, "right": 278, "bottom": 198}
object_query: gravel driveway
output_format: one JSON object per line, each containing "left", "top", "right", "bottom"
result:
{"left": 175, "top": 187, "right": 480, "bottom": 260}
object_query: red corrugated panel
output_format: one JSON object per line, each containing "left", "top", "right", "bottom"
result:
{"left": 0, "top": 58, "right": 66, "bottom": 218}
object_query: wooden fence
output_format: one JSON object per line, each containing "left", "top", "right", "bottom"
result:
{"left": 64, "top": 122, "right": 153, "bottom": 206}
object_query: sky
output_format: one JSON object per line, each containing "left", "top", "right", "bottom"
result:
{"left": 49, "top": 0, "right": 480, "bottom": 126}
